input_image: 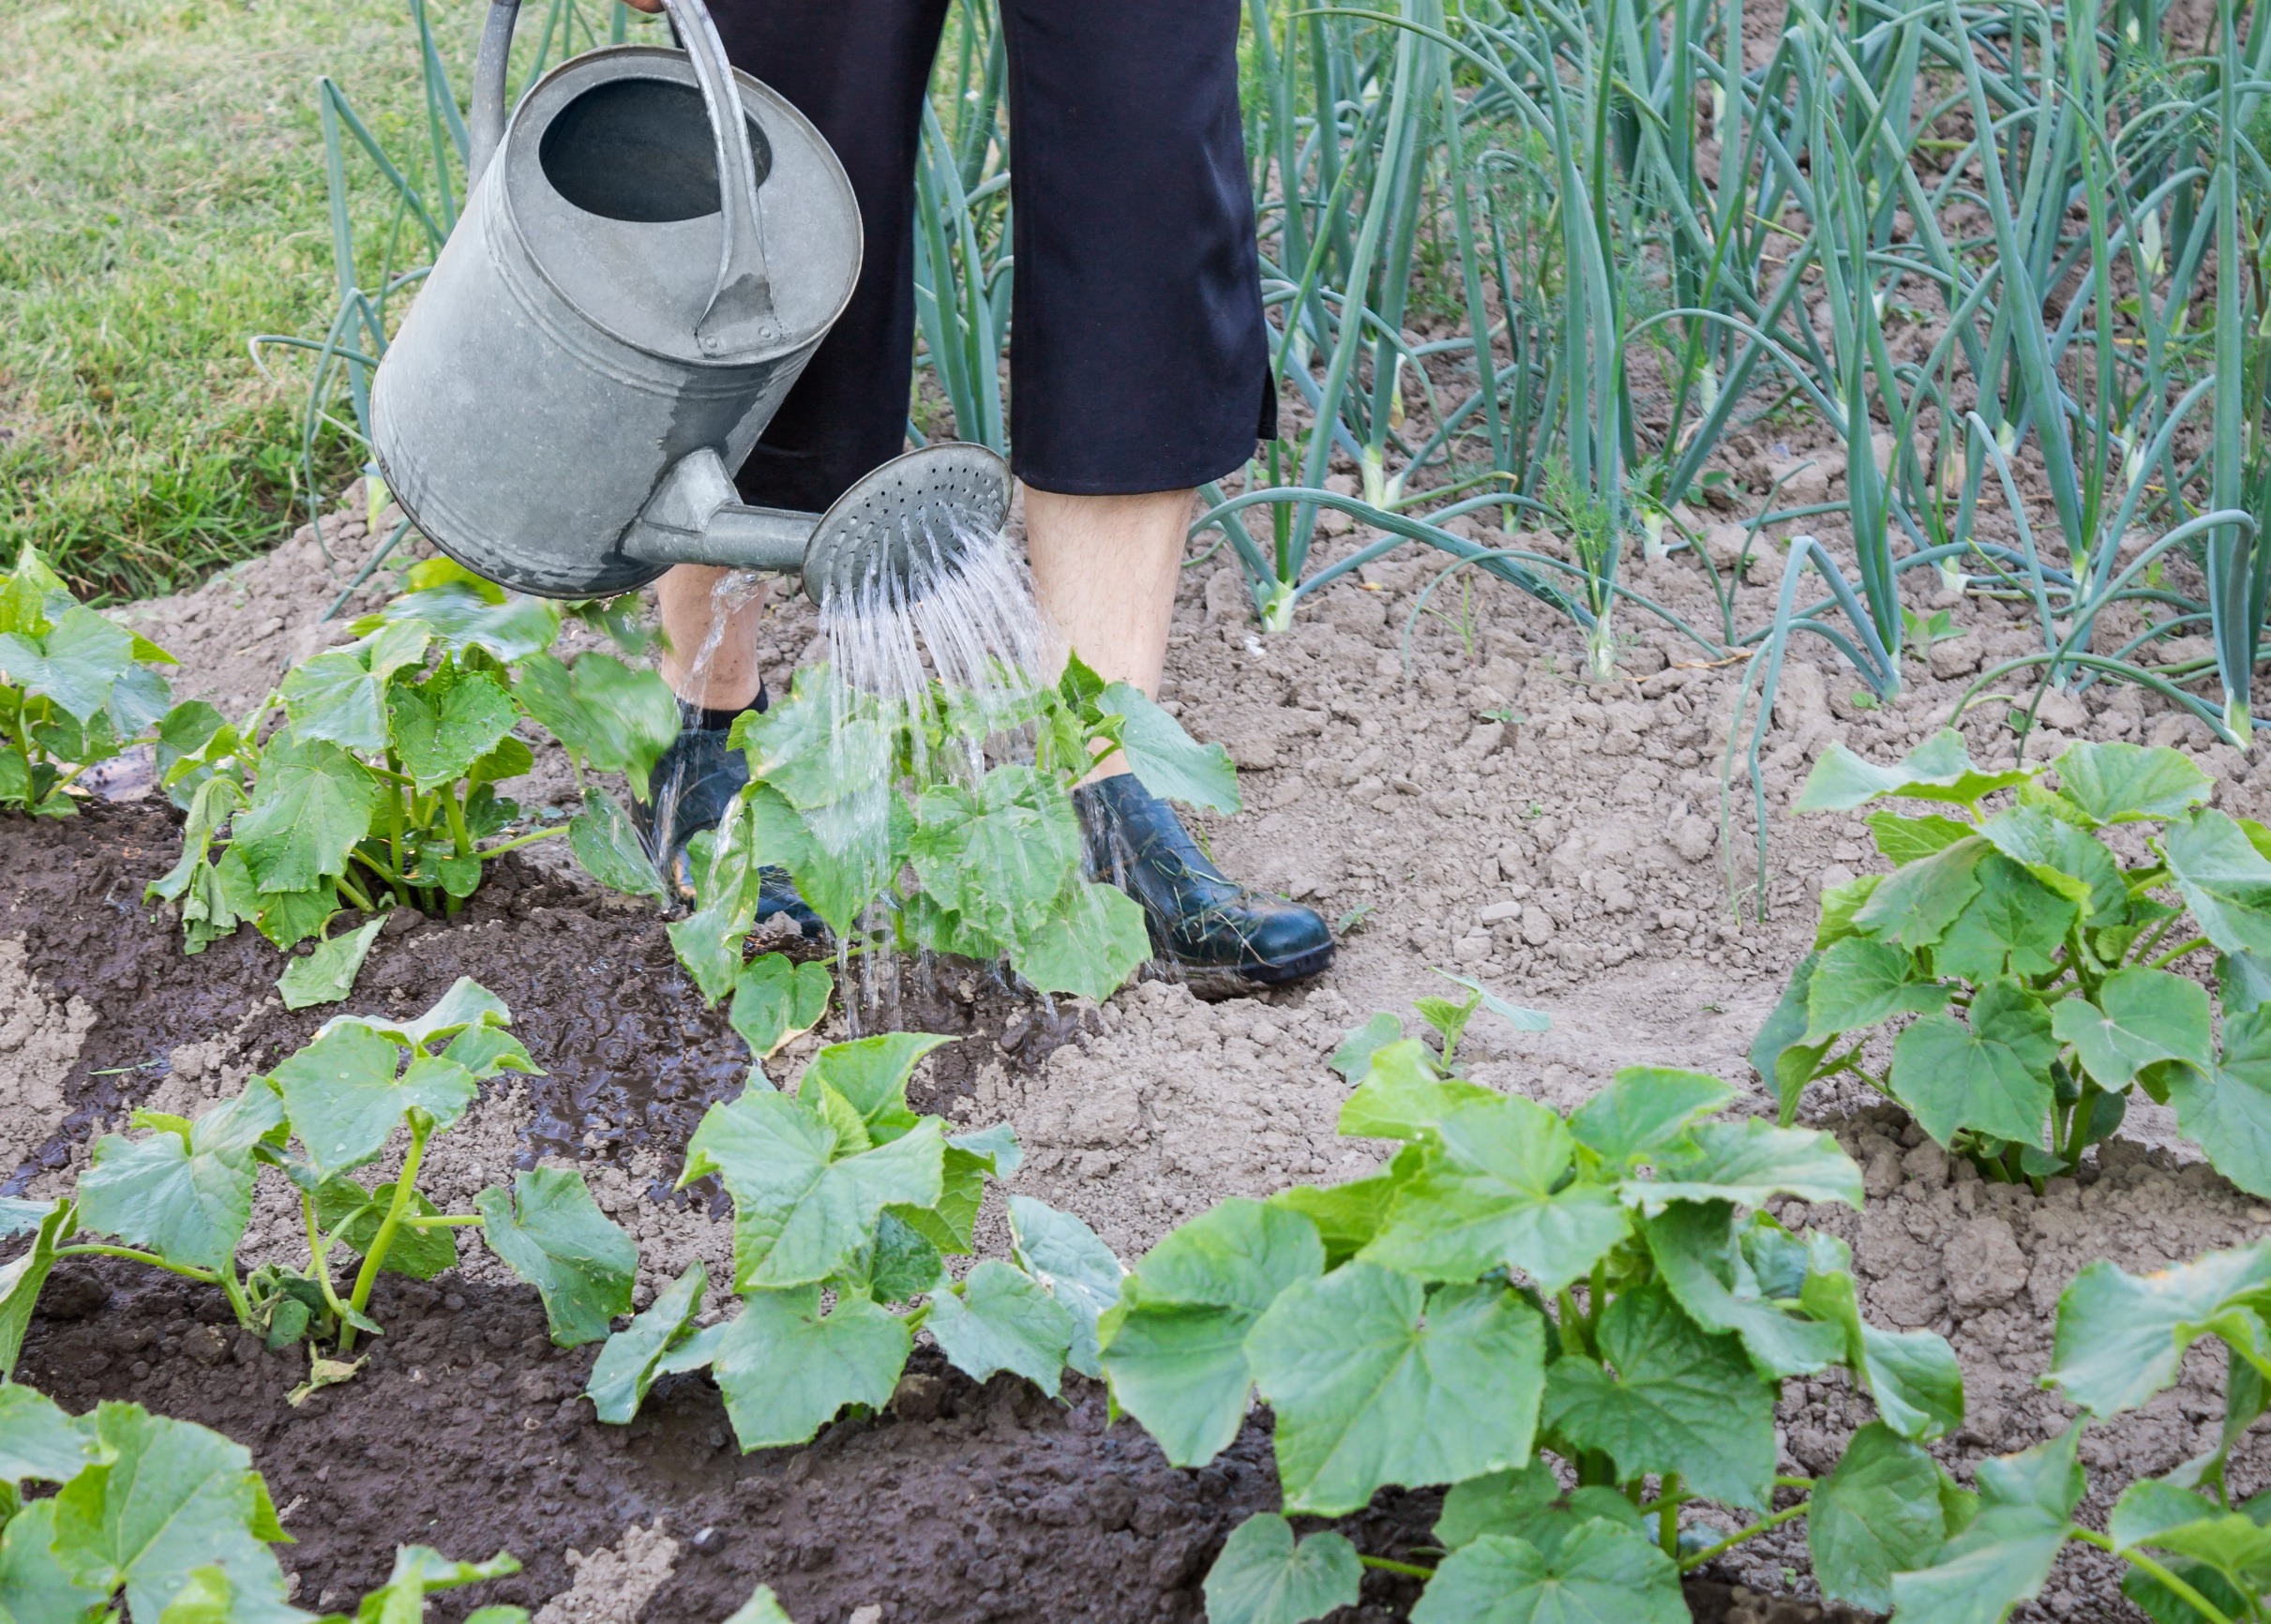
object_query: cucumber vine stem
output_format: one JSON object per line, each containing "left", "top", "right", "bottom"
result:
{"left": 2069, "top": 1528, "right": 2236, "bottom": 1624}
{"left": 1358, "top": 1555, "right": 1436, "bottom": 1580}
{"left": 339, "top": 1107, "right": 433, "bottom": 1354}
{"left": 1677, "top": 1499, "right": 1812, "bottom": 1571}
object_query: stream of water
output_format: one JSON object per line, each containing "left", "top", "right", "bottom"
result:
{"left": 811, "top": 502, "right": 1053, "bottom": 1023}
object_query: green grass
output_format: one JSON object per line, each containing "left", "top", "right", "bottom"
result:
{"left": 0, "top": 0, "right": 477, "bottom": 602}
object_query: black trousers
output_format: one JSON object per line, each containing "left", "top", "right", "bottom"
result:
{"left": 710, "top": 0, "right": 1275, "bottom": 512}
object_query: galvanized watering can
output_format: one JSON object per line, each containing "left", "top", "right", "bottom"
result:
{"left": 369, "top": 0, "right": 1010, "bottom": 602}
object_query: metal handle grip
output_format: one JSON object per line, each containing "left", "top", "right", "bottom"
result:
{"left": 465, "top": 0, "right": 775, "bottom": 351}
{"left": 467, "top": 0, "right": 521, "bottom": 189}
{"left": 658, "top": 0, "right": 777, "bottom": 350}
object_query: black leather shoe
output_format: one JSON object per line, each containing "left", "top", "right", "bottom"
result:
{"left": 636, "top": 714, "right": 822, "bottom": 939}
{"left": 1075, "top": 772, "right": 1334, "bottom": 985}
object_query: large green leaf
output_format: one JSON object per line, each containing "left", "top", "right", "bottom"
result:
{"left": 0, "top": 1496, "right": 113, "bottom": 1623}
{"left": 1749, "top": 958, "right": 1821, "bottom": 1125}
{"left": 1329, "top": 1012, "right": 1405, "bottom": 1083}
{"left": 1433, "top": 1463, "right": 1647, "bottom": 1556}
{"left": 474, "top": 1169, "right": 638, "bottom": 1346}
{"left": 2045, "top": 1241, "right": 2271, "bottom": 1417}
{"left": 1796, "top": 730, "right": 2030, "bottom": 812}
{"left": 568, "top": 787, "right": 666, "bottom": 901}
{"left": 1541, "top": 1284, "right": 1777, "bottom": 1509}
{"left": 728, "top": 954, "right": 833, "bottom": 1060}
{"left": 1853, "top": 837, "right": 1991, "bottom": 951}
{"left": 1816, "top": 873, "right": 1884, "bottom": 947}
{"left": 384, "top": 977, "right": 515, "bottom": 1051}
{"left": 1799, "top": 1241, "right": 1965, "bottom": 1441}
{"left": 341, "top": 1547, "right": 523, "bottom": 1623}
{"left": 1978, "top": 805, "right": 2127, "bottom": 924}
{"left": 279, "top": 623, "right": 429, "bottom": 753}
{"left": 1802, "top": 937, "right": 1949, "bottom": 1041}
{"left": 1623, "top": 1120, "right": 1863, "bottom": 1214}
{"left": 1201, "top": 1513, "right": 1359, "bottom": 1624}
{"left": 388, "top": 665, "right": 517, "bottom": 793}
{"left": 1571, "top": 1069, "right": 1737, "bottom": 1165}
{"left": 1010, "top": 880, "right": 1152, "bottom": 1001}
{"left": 1337, "top": 1039, "right": 1498, "bottom": 1141}
{"left": 0, "top": 1386, "right": 94, "bottom": 1485}
{"left": 1934, "top": 856, "right": 2077, "bottom": 984}
{"left": 1269, "top": 1156, "right": 1423, "bottom": 1269}
{"left": 2166, "top": 810, "right": 2271, "bottom": 958}
{"left": 0, "top": 1198, "right": 73, "bottom": 1380}
{"left": 357, "top": 577, "right": 561, "bottom": 663}
{"left": 745, "top": 782, "right": 899, "bottom": 939}
{"left": 274, "top": 1026, "right": 475, "bottom": 1179}
{"left": 2111, "top": 1480, "right": 2271, "bottom": 1594}
{"left": 77, "top": 1084, "right": 282, "bottom": 1274}
{"left": 2053, "top": 742, "right": 2212, "bottom": 824}
{"left": 681, "top": 1090, "right": 945, "bottom": 1289}
{"left": 1641, "top": 1203, "right": 1845, "bottom": 1378}
{"left": 51, "top": 1402, "right": 293, "bottom": 1623}
{"left": 927, "top": 1259, "right": 1076, "bottom": 1396}
{"left": 2169, "top": 1006, "right": 2271, "bottom": 1198}
{"left": 710, "top": 1286, "right": 911, "bottom": 1450}
{"left": 1359, "top": 1096, "right": 1629, "bottom": 1293}
{"left": 1407, "top": 1523, "right": 1688, "bottom": 1624}
{"left": 584, "top": 1262, "right": 708, "bottom": 1425}
{"left": 0, "top": 605, "right": 138, "bottom": 721}
{"left": 1008, "top": 1195, "right": 1125, "bottom": 1378}
{"left": 909, "top": 766, "right": 1084, "bottom": 944}
{"left": 313, "top": 1177, "right": 458, "bottom": 1280}
{"left": 732, "top": 669, "right": 890, "bottom": 811}
{"left": 515, "top": 652, "right": 679, "bottom": 801}
{"left": 2050, "top": 969, "right": 2213, "bottom": 1091}
{"left": 277, "top": 916, "right": 385, "bottom": 1011}
{"left": 1096, "top": 1199, "right": 1323, "bottom": 1466}
{"left": 1887, "top": 1426, "right": 2083, "bottom": 1624}
{"left": 1092, "top": 684, "right": 1241, "bottom": 814}
{"left": 801, "top": 1033, "right": 955, "bottom": 1135}
{"left": 230, "top": 731, "right": 378, "bottom": 893}
{"left": 1888, "top": 982, "right": 2058, "bottom": 1146}
{"left": 2225, "top": 950, "right": 2271, "bottom": 1017}
{"left": 1809, "top": 1422, "right": 1948, "bottom": 1611}
{"left": 1868, "top": 809, "right": 1978, "bottom": 863}
{"left": 1247, "top": 1266, "right": 1545, "bottom": 1515}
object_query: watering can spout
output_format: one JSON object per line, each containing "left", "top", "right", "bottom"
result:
{"left": 621, "top": 449, "right": 811, "bottom": 575}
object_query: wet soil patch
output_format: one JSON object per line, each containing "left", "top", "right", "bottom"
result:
{"left": 0, "top": 802, "right": 1085, "bottom": 1198}
{"left": 17, "top": 1260, "right": 1448, "bottom": 1624}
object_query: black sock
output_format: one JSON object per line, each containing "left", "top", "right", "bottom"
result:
{"left": 679, "top": 680, "right": 769, "bottom": 733}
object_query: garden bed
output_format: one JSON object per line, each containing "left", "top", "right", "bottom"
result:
{"left": 8, "top": 505, "right": 2271, "bottom": 1621}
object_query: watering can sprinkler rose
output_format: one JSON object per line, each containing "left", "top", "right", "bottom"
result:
{"left": 369, "top": 0, "right": 1010, "bottom": 603}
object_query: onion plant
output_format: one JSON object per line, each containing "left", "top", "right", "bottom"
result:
{"left": 276, "top": 0, "right": 2271, "bottom": 902}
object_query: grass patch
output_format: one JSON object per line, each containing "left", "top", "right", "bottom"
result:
{"left": 0, "top": 0, "right": 478, "bottom": 602}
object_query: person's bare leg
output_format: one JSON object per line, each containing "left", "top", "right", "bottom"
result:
{"left": 1023, "top": 485, "right": 1192, "bottom": 780}
{"left": 655, "top": 564, "right": 771, "bottom": 711}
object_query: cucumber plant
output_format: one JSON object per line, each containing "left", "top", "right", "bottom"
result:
{"left": 0, "top": 980, "right": 635, "bottom": 1394}
{"left": 147, "top": 561, "right": 676, "bottom": 977}
{"left": 673, "top": 653, "right": 1238, "bottom": 1006}
{"left": 1101, "top": 1015, "right": 1969, "bottom": 1624}
{"left": 0, "top": 1382, "right": 525, "bottom": 1623}
{"left": 582, "top": 1030, "right": 1125, "bottom": 1449}
{"left": 1886, "top": 1237, "right": 2271, "bottom": 1622}
{"left": 0, "top": 542, "right": 177, "bottom": 817}
{"left": 1759, "top": 731, "right": 2271, "bottom": 1190}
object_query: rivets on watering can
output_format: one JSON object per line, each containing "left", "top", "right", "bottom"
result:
{"left": 699, "top": 334, "right": 723, "bottom": 353}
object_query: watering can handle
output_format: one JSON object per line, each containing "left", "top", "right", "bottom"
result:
{"left": 467, "top": 0, "right": 777, "bottom": 352}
